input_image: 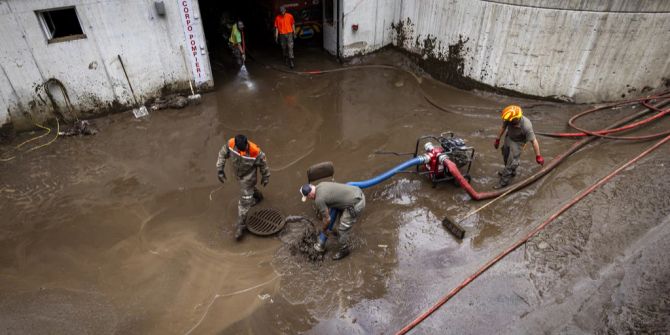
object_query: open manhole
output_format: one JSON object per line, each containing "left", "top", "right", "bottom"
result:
{"left": 246, "top": 208, "right": 286, "bottom": 236}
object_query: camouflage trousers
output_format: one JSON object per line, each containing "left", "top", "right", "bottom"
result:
{"left": 499, "top": 138, "right": 524, "bottom": 186}
{"left": 237, "top": 170, "right": 260, "bottom": 227}
{"left": 279, "top": 33, "right": 294, "bottom": 59}
{"left": 336, "top": 194, "right": 366, "bottom": 248}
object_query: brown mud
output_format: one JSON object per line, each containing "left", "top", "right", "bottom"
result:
{"left": 1, "top": 48, "right": 669, "bottom": 334}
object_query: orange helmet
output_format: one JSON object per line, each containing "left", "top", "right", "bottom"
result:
{"left": 501, "top": 105, "right": 523, "bottom": 121}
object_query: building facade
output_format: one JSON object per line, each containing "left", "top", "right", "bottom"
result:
{"left": 0, "top": 0, "right": 213, "bottom": 133}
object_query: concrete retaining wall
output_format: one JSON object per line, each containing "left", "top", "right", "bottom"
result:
{"left": 341, "top": 0, "right": 670, "bottom": 103}
{"left": 0, "top": 0, "right": 213, "bottom": 131}
{"left": 340, "top": 0, "right": 399, "bottom": 57}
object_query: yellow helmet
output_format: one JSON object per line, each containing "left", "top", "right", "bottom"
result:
{"left": 501, "top": 105, "right": 523, "bottom": 121}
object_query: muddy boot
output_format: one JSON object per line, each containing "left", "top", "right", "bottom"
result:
{"left": 252, "top": 189, "right": 264, "bottom": 206}
{"left": 497, "top": 170, "right": 515, "bottom": 177}
{"left": 234, "top": 218, "right": 246, "bottom": 241}
{"left": 289, "top": 58, "right": 295, "bottom": 69}
{"left": 493, "top": 180, "right": 509, "bottom": 189}
{"left": 332, "top": 245, "right": 350, "bottom": 260}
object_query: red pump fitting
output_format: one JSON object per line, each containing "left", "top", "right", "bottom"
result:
{"left": 423, "top": 142, "right": 447, "bottom": 180}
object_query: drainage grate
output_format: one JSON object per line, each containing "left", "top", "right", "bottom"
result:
{"left": 246, "top": 208, "right": 286, "bottom": 236}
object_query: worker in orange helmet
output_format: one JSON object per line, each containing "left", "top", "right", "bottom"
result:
{"left": 493, "top": 105, "right": 544, "bottom": 188}
{"left": 274, "top": 5, "right": 296, "bottom": 68}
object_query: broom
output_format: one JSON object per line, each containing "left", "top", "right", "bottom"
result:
{"left": 179, "top": 45, "right": 202, "bottom": 104}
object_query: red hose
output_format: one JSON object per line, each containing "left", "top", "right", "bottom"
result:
{"left": 567, "top": 102, "right": 670, "bottom": 140}
{"left": 396, "top": 134, "right": 670, "bottom": 335}
{"left": 536, "top": 94, "right": 670, "bottom": 138}
{"left": 443, "top": 98, "right": 670, "bottom": 200}
{"left": 537, "top": 106, "right": 669, "bottom": 138}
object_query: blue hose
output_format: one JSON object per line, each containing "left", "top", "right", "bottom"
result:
{"left": 317, "top": 156, "right": 425, "bottom": 245}
{"left": 347, "top": 156, "right": 425, "bottom": 189}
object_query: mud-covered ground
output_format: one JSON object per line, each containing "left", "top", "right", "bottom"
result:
{"left": 1, "top": 48, "right": 668, "bottom": 334}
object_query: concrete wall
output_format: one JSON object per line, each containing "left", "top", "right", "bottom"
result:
{"left": 340, "top": 0, "right": 399, "bottom": 57}
{"left": 484, "top": 0, "right": 670, "bottom": 12}
{"left": 0, "top": 0, "right": 213, "bottom": 131}
{"left": 340, "top": 0, "right": 670, "bottom": 103}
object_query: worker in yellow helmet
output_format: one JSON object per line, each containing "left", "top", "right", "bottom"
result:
{"left": 493, "top": 105, "right": 544, "bottom": 189}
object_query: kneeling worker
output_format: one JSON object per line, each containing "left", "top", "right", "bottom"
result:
{"left": 300, "top": 182, "right": 366, "bottom": 260}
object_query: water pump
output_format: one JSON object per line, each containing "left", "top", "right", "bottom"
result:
{"left": 414, "top": 132, "right": 475, "bottom": 186}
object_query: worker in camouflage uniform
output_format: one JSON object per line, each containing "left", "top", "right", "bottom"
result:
{"left": 217, "top": 134, "right": 270, "bottom": 240}
{"left": 493, "top": 105, "right": 544, "bottom": 188}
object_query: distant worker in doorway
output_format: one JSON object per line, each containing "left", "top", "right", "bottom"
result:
{"left": 300, "top": 182, "right": 366, "bottom": 260}
{"left": 274, "top": 5, "right": 296, "bottom": 69}
{"left": 493, "top": 105, "right": 544, "bottom": 189}
{"left": 229, "top": 20, "right": 246, "bottom": 66}
{"left": 217, "top": 134, "right": 270, "bottom": 240}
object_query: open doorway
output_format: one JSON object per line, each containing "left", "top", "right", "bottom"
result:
{"left": 198, "top": 0, "right": 324, "bottom": 73}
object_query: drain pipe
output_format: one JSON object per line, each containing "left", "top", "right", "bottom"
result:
{"left": 317, "top": 156, "right": 428, "bottom": 247}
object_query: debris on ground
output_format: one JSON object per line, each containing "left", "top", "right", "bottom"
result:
{"left": 148, "top": 94, "right": 189, "bottom": 111}
{"left": 283, "top": 215, "right": 324, "bottom": 262}
{"left": 58, "top": 120, "right": 98, "bottom": 136}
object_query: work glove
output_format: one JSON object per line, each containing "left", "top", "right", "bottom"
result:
{"left": 217, "top": 169, "right": 226, "bottom": 183}
{"left": 313, "top": 242, "right": 325, "bottom": 253}
{"left": 494, "top": 138, "right": 500, "bottom": 149}
{"left": 536, "top": 155, "right": 545, "bottom": 166}
{"left": 261, "top": 177, "right": 269, "bottom": 187}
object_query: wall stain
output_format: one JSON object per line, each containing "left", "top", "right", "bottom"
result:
{"left": 391, "top": 18, "right": 413, "bottom": 49}
{"left": 390, "top": 19, "right": 568, "bottom": 102}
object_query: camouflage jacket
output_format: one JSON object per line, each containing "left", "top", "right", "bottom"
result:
{"left": 216, "top": 138, "right": 270, "bottom": 180}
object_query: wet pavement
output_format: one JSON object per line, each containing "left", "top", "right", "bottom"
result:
{"left": 1, "top": 47, "right": 669, "bottom": 334}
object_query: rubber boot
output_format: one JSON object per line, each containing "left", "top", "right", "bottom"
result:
{"left": 497, "top": 170, "right": 516, "bottom": 177}
{"left": 493, "top": 179, "right": 509, "bottom": 189}
{"left": 234, "top": 217, "right": 246, "bottom": 241}
{"left": 332, "top": 245, "right": 350, "bottom": 260}
{"left": 289, "top": 58, "right": 295, "bottom": 69}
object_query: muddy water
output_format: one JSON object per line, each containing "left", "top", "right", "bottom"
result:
{"left": 1, "top": 48, "right": 669, "bottom": 334}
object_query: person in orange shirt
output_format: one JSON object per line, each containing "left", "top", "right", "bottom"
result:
{"left": 274, "top": 6, "right": 296, "bottom": 68}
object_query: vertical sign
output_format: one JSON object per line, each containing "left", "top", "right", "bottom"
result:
{"left": 178, "top": 0, "right": 206, "bottom": 85}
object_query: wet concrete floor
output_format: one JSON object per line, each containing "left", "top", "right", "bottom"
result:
{"left": 1, "top": 48, "right": 669, "bottom": 334}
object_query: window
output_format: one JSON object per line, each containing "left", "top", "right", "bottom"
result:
{"left": 36, "top": 7, "right": 86, "bottom": 43}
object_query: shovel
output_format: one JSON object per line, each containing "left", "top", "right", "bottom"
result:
{"left": 117, "top": 55, "right": 148, "bottom": 118}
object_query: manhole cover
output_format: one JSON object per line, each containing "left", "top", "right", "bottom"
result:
{"left": 246, "top": 208, "right": 286, "bottom": 236}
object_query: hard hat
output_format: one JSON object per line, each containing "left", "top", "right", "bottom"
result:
{"left": 501, "top": 105, "right": 523, "bottom": 121}
{"left": 237, "top": 21, "right": 244, "bottom": 29}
